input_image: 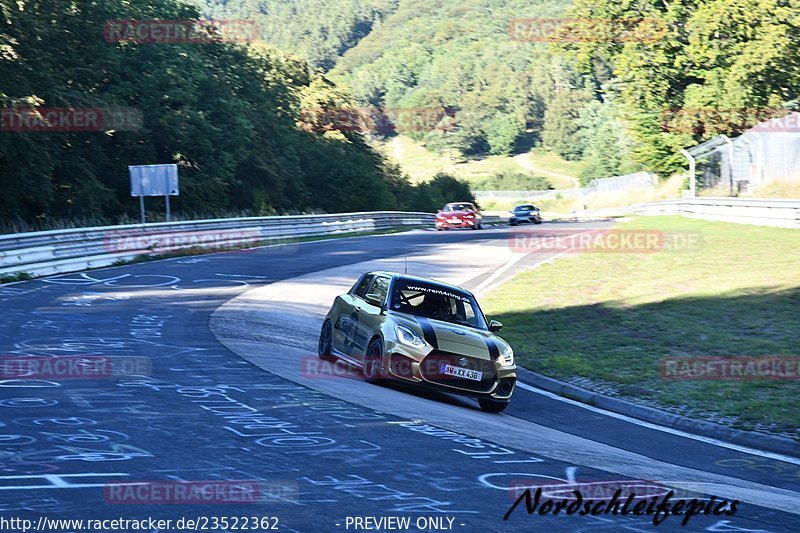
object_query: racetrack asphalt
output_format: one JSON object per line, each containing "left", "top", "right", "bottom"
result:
{"left": 0, "top": 223, "right": 797, "bottom": 533}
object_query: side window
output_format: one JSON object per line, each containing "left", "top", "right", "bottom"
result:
{"left": 353, "top": 274, "right": 375, "bottom": 298}
{"left": 367, "top": 276, "right": 390, "bottom": 304}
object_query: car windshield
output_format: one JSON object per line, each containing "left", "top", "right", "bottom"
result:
{"left": 443, "top": 203, "right": 472, "bottom": 212}
{"left": 390, "top": 279, "right": 487, "bottom": 330}
{"left": 515, "top": 205, "right": 534, "bottom": 212}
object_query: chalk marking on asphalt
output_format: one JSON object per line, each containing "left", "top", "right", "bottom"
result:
{"left": 515, "top": 382, "right": 800, "bottom": 466}
{"left": 472, "top": 253, "right": 527, "bottom": 294}
{"left": 0, "top": 473, "right": 130, "bottom": 490}
{"left": 473, "top": 251, "right": 567, "bottom": 295}
{"left": 471, "top": 224, "right": 618, "bottom": 295}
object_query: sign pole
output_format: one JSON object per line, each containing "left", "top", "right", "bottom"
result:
{"left": 139, "top": 195, "right": 146, "bottom": 224}
{"left": 164, "top": 172, "right": 171, "bottom": 222}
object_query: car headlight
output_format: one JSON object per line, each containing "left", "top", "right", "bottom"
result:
{"left": 501, "top": 345, "right": 514, "bottom": 367}
{"left": 395, "top": 324, "right": 426, "bottom": 348}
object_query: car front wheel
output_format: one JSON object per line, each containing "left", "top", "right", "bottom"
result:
{"left": 318, "top": 319, "right": 335, "bottom": 361}
{"left": 478, "top": 399, "right": 509, "bottom": 413}
{"left": 363, "top": 338, "right": 385, "bottom": 384}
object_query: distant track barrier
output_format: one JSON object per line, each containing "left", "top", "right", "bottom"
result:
{"left": 0, "top": 212, "right": 436, "bottom": 279}
{"left": 585, "top": 197, "right": 800, "bottom": 229}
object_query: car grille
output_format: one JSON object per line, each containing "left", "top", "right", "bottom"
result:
{"left": 420, "top": 350, "right": 497, "bottom": 393}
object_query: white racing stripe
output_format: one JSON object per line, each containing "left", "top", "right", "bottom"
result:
{"left": 515, "top": 381, "right": 800, "bottom": 466}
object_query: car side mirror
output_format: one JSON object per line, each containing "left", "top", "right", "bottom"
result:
{"left": 365, "top": 293, "right": 383, "bottom": 308}
{"left": 489, "top": 320, "right": 503, "bottom": 332}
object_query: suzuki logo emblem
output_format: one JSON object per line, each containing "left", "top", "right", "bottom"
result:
{"left": 459, "top": 358, "right": 469, "bottom": 367}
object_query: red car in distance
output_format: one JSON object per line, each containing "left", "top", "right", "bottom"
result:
{"left": 435, "top": 202, "right": 483, "bottom": 230}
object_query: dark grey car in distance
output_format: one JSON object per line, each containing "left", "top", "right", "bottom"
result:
{"left": 509, "top": 204, "right": 543, "bottom": 225}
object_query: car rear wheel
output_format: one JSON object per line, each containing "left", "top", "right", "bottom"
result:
{"left": 478, "top": 399, "right": 509, "bottom": 413}
{"left": 363, "top": 338, "right": 385, "bottom": 384}
{"left": 318, "top": 319, "right": 335, "bottom": 361}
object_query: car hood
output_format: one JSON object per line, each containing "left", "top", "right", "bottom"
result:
{"left": 392, "top": 313, "right": 507, "bottom": 361}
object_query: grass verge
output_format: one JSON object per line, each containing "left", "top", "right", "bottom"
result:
{"left": 481, "top": 216, "right": 800, "bottom": 438}
{"left": 0, "top": 272, "right": 33, "bottom": 284}
{"left": 375, "top": 136, "right": 579, "bottom": 189}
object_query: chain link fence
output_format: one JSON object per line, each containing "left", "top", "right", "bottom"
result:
{"left": 687, "top": 112, "right": 800, "bottom": 195}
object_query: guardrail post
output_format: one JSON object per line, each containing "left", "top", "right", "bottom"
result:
{"left": 679, "top": 149, "right": 696, "bottom": 197}
{"left": 721, "top": 135, "right": 735, "bottom": 196}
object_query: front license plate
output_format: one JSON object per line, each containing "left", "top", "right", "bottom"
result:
{"left": 440, "top": 364, "right": 482, "bottom": 381}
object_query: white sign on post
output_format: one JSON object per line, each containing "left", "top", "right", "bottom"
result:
{"left": 129, "top": 164, "right": 179, "bottom": 224}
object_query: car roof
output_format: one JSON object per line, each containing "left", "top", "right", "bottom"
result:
{"left": 364, "top": 271, "right": 473, "bottom": 296}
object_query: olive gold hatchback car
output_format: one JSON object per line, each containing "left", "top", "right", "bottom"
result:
{"left": 318, "top": 271, "right": 516, "bottom": 412}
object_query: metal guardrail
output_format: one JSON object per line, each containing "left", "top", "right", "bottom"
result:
{"left": 583, "top": 197, "right": 800, "bottom": 228}
{"left": 0, "top": 211, "right": 436, "bottom": 279}
{"left": 6, "top": 196, "right": 786, "bottom": 280}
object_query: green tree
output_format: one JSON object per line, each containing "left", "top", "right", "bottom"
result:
{"left": 575, "top": 100, "right": 630, "bottom": 183}
{"left": 405, "top": 173, "right": 475, "bottom": 212}
{"left": 542, "top": 85, "right": 593, "bottom": 160}
{"left": 0, "top": 0, "right": 433, "bottom": 226}
{"left": 485, "top": 114, "right": 524, "bottom": 155}
{"left": 566, "top": 0, "right": 800, "bottom": 176}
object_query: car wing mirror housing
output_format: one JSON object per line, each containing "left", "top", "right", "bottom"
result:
{"left": 365, "top": 293, "right": 384, "bottom": 308}
{"left": 489, "top": 320, "right": 503, "bottom": 332}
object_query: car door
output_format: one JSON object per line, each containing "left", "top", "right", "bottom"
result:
{"left": 352, "top": 275, "right": 391, "bottom": 363}
{"left": 332, "top": 273, "right": 374, "bottom": 356}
